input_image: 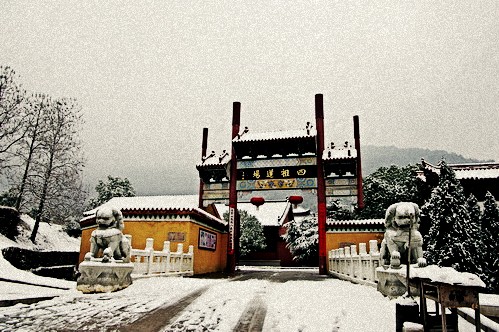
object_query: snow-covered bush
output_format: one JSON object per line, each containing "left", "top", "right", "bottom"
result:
{"left": 360, "top": 164, "right": 430, "bottom": 219}
{"left": 423, "top": 161, "right": 482, "bottom": 278}
{"left": 89, "top": 175, "right": 135, "bottom": 208}
{"left": 282, "top": 216, "right": 318, "bottom": 265}
{"left": 480, "top": 191, "right": 499, "bottom": 293}
{"left": 63, "top": 219, "right": 81, "bottom": 238}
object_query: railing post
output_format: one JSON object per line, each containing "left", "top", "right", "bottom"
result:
{"left": 188, "top": 245, "right": 194, "bottom": 272}
{"left": 351, "top": 244, "right": 359, "bottom": 278}
{"left": 344, "top": 246, "right": 351, "bottom": 276}
{"left": 177, "top": 243, "right": 184, "bottom": 272}
{"left": 328, "top": 250, "right": 333, "bottom": 273}
{"left": 145, "top": 238, "right": 154, "bottom": 274}
{"left": 332, "top": 249, "right": 336, "bottom": 272}
{"left": 161, "top": 241, "right": 170, "bottom": 273}
{"left": 338, "top": 248, "right": 345, "bottom": 274}
{"left": 369, "top": 240, "right": 379, "bottom": 282}
{"left": 359, "top": 243, "right": 368, "bottom": 280}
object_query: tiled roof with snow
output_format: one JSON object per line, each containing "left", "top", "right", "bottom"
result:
{"left": 84, "top": 195, "right": 224, "bottom": 225}
{"left": 233, "top": 128, "right": 316, "bottom": 143}
{"left": 215, "top": 201, "right": 292, "bottom": 227}
{"left": 323, "top": 147, "right": 357, "bottom": 160}
{"left": 421, "top": 160, "right": 499, "bottom": 180}
{"left": 453, "top": 167, "right": 499, "bottom": 180}
{"left": 196, "top": 150, "right": 230, "bottom": 167}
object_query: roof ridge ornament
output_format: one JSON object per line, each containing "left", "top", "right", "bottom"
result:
{"left": 202, "top": 150, "right": 216, "bottom": 162}
{"left": 306, "top": 122, "right": 313, "bottom": 135}
{"left": 237, "top": 126, "right": 249, "bottom": 139}
{"left": 219, "top": 150, "right": 229, "bottom": 163}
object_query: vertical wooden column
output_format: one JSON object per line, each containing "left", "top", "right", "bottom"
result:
{"left": 198, "top": 128, "right": 208, "bottom": 209}
{"left": 315, "top": 94, "right": 327, "bottom": 275}
{"left": 353, "top": 116, "right": 364, "bottom": 210}
{"left": 353, "top": 115, "right": 364, "bottom": 210}
{"left": 227, "top": 102, "right": 240, "bottom": 274}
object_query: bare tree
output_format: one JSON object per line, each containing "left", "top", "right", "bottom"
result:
{"left": 13, "top": 94, "right": 51, "bottom": 210}
{"left": 0, "top": 66, "right": 28, "bottom": 171}
{"left": 29, "top": 97, "right": 85, "bottom": 242}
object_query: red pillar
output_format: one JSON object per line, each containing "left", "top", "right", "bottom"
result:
{"left": 198, "top": 128, "right": 208, "bottom": 209}
{"left": 353, "top": 116, "right": 364, "bottom": 210}
{"left": 227, "top": 102, "right": 240, "bottom": 274}
{"left": 315, "top": 94, "right": 327, "bottom": 275}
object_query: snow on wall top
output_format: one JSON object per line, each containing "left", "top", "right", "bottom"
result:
{"left": 215, "top": 201, "right": 291, "bottom": 227}
{"left": 233, "top": 128, "right": 316, "bottom": 143}
{"left": 84, "top": 195, "right": 224, "bottom": 225}
{"left": 326, "top": 219, "right": 384, "bottom": 226}
{"left": 322, "top": 147, "right": 357, "bottom": 160}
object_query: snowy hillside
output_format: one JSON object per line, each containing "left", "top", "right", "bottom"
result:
{"left": 0, "top": 214, "right": 80, "bottom": 291}
{"left": 0, "top": 214, "right": 80, "bottom": 252}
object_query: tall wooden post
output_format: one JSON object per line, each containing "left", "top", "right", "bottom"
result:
{"left": 315, "top": 94, "right": 327, "bottom": 275}
{"left": 353, "top": 116, "right": 364, "bottom": 210}
{"left": 227, "top": 102, "right": 240, "bottom": 274}
{"left": 198, "top": 128, "right": 208, "bottom": 209}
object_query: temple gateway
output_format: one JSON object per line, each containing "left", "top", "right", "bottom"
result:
{"left": 80, "top": 95, "right": 387, "bottom": 275}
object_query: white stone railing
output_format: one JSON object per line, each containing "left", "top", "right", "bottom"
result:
{"left": 128, "top": 237, "right": 194, "bottom": 277}
{"left": 328, "top": 240, "right": 380, "bottom": 287}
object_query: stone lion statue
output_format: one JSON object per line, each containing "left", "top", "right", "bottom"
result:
{"left": 86, "top": 206, "right": 131, "bottom": 263}
{"left": 380, "top": 202, "right": 427, "bottom": 269}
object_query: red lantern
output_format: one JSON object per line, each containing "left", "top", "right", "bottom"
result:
{"left": 288, "top": 195, "right": 303, "bottom": 208}
{"left": 250, "top": 196, "right": 265, "bottom": 210}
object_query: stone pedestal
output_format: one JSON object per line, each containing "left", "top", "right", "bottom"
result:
{"left": 76, "top": 260, "right": 134, "bottom": 293}
{"left": 376, "top": 266, "right": 418, "bottom": 298}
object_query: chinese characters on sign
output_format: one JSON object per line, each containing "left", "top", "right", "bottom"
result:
{"left": 199, "top": 229, "right": 217, "bottom": 250}
{"left": 167, "top": 232, "right": 185, "bottom": 242}
{"left": 228, "top": 207, "right": 235, "bottom": 253}
{"left": 238, "top": 165, "right": 316, "bottom": 180}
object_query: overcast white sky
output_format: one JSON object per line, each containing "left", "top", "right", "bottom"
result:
{"left": 2, "top": 1, "right": 498, "bottom": 195}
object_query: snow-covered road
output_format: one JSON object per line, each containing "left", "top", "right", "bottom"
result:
{"left": 0, "top": 268, "right": 398, "bottom": 331}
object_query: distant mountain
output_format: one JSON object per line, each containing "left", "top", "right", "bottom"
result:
{"left": 360, "top": 145, "right": 494, "bottom": 175}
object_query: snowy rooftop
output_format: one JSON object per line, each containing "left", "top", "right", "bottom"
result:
{"left": 421, "top": 160, "right": 499, "bottom": 180}
{"left": 453, "top": 167, "right": 499, "bottom": 180}
{"left": 196, "top": 150, "right": 230, "bottom": 167}
{"left": 215, "top": 201, "right": 292, "bottom": 227}
{"left": 83, "top": 195, "right": 225, "bottom": 225}
{"left": 232, "top": 128, "right": 316, "bottom": 143}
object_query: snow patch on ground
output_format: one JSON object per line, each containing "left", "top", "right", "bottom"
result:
{"left": 263, "top": 279, "right": 396, "bottom": 332}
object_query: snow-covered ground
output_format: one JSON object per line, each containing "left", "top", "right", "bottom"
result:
{"left": 0, "top": 215, "right": 497, "bottom": 331}
{"left": 0, "top": 214, "right": 80, "bottom": 298}
{"left": 0, "top": 269, "right": 397, "bottom": 331}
